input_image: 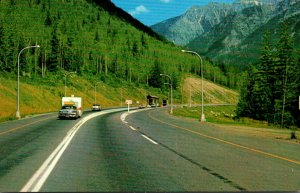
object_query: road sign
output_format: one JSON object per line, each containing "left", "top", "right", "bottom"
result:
{"left": 125, "top": 100, "right": 132, "bottom": 112}
{"left": 125, "top": 100, "right": 132, "bottom": 105}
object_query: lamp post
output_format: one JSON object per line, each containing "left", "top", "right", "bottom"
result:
{"left": 181, "top": 49, "right": 205, "bottom": 122}
{"left": 94, "top": 82, "right": 101, "bottom": 104}
{"left": 164, "top": 83, "right": 171, "bottom": 105}
{"left": 16, "top": 45, "right": 40, "bottom": 119}
{"left": 160, "top": 74, "right": 173, "bottom": 114}
{"left": 64, "top": 71, "right": 76, "bottom": 97}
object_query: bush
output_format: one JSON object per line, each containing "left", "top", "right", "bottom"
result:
{"left": 291, "top": 131, "right": 297, "bottom": 139}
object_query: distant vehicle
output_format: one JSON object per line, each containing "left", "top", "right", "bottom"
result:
{"left": 92, "top": 104, "right": 101, "bottom": 111}
{"left": 138, "top": 104, "right": 145, "bottom": 109}
{"left": 147, "top": 95, "right": 160, "bottom": 108}
{"left": 162, "top": 99, "right": 168, "bottom": 106}
{"left": 151, "top": 103, "right": 160, "bottom": 107}
{"left": 58, "top": 96, "right": 83, "bottom": 119}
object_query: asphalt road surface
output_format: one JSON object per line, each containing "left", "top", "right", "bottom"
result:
{"left": 0, "top": 107, "right": 299, "bottom": 191}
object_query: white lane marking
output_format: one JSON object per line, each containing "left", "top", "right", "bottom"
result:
{"left": 141, "top": 134, "right": 158, "bottom": 145}
{"left": 120, "top": 112, "right": 128, "bottom": 123}
{"left": 21, "top": 108, "right": 127, "bottom": 192}
{"left": 120, "top": 108, "right": 151, "bottom": 124}
{"left": 129, "top": 126, "right": 136, "bottom": 131}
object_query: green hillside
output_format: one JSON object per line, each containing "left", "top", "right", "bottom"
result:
{"left": 0, "top": 0, "right": 239, "bottom": 86}
{"left": 0, "top": 0, "right": 185, "bottom": 78}
{"left": 0, "top": 72, "right": 164, "bottom": 122}
{"left": 0, "top": 0, "right": 238, "bottom": 121}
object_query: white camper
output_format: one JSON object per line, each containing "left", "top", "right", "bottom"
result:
{"left": 58, "top": 96, "right": 83, "bottom": 119}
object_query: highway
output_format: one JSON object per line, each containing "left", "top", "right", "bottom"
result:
{"left": 0, "top": 107, "right": 299, "bottom": 191}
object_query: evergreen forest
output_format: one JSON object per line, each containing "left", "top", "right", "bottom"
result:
{"left": 236, "top": 23, "right": 300, "bottom": 128}
{"left": 0, "top": 0, "right": 237, "bottom": 90}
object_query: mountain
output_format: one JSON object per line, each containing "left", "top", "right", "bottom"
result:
{"left": 187, "top": 3, "right": 276, "bottom": 65}
{"left": 187, "top": 0, "right": 300, "bottom": 65}
{"left": 150, "top": 0, "right": 278, "bottom": 46}
{"left": 151, "top": 2, "right": 232, "bottom": 45}
{"left": 151, "top": 0, "right": 300, "bottom": 66}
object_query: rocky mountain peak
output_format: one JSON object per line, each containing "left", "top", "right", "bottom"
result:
{"left": 151, "top": 2, "right": 232, "bottom": 45}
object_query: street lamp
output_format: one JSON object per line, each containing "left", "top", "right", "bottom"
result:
{"left": 181, "top": 49, "right": 205, "bottom": 122}
{"left": 16, "top": 45, "right": 40, "bottom": 119}
{"left": 64, "top": 71, "right": 76, "bottom": 97}
{"left": 94, "top": 81, "right": 101, "bottom": 104}
{"left": 160, "top": 74, "right": 173, "bottom": 114}
{"left": 164, "top": 83, "right": 171, "bottom": 103}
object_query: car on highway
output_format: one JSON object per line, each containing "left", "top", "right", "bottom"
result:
{"left": 138, "top": 104, "right": 145, "bottom": 109}
{"left": 92, "top": 104, "right": 101, "bottom": 111}
{"left": 58, "top": 105, "right": 80, "bottom": 119}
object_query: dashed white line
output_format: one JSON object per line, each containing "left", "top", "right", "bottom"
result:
{"left": 141, "top": 134, "right": 158, "bottom": 145}
{"left": 120, "top": 109, "right": 158, "bottom": 145}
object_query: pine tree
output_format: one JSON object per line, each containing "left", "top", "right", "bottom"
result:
{"left": 276, "top": 22, "right": 294, "bottom": 127}
{"left": 256, "top": 31, "right": 275, "bottom": 123}
{"left": 94, "top": 31, "right": 100, "bottom": 42}
{"left": 148, "top": 59, "right": 163, "bottom": 88}
{"left": 0, "top": 24, "right": 6, "bottom": 71}
{"left": 236, "top": 67, "right": 256, "bottom": 119}
{"left": 141, "top": 34, "right": 147, "bottom": 49}
{"left": 48, "top": 25, "right": 60, "bottom": 72}
{"left": 132, "top": 41, "right": 138, "bottom": 56}
{"left": 44, "top": 10, "right": 52, "bottom": 26}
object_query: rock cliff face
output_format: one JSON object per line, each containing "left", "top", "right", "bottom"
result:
{"left": 151, "top": 2, "right": 232, "bottom": 45}
{"left": 150, "top": 0, "right": 278, "bottom": 45}
{"left": 189, "top": 0, "right": 300, "bottom": 66}
{"left": 187, "top": 4, "right": 276, "bottom": 62}
{"left": 151, "top": 0, "right": 300, "bottom": 66}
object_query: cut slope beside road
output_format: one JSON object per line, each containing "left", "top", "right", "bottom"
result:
{"left": 182, "top": 77, "right": 239, "bottom": 105}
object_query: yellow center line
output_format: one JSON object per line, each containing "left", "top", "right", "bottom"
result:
{"left": 0, "top": 116, "right": 55, "bottom": 136}
{"left": 148, "top": 111, "right": 300, "bottom": 166}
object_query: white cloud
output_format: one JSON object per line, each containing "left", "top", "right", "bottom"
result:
{"left": 160, "top": 0, "right": 172, "bottom": 3}
{"left": 129, "top": 5, "right": 149, "bottom": 16}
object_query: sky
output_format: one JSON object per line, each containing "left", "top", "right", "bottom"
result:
{"left": 111, "top": 0, "right": 235, "bottom": 26}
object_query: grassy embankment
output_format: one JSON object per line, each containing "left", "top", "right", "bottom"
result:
{"left": 0, "top": 74, "right": 237, "bottom": 122}
{"left": 174, "top": 76, "right": 299, "bottom": 140}
{"left": 0, "top": 74, "right": 238, "bottom": 123}
{"left": 0, "top": 73, "right": 163, "bottom": 122}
